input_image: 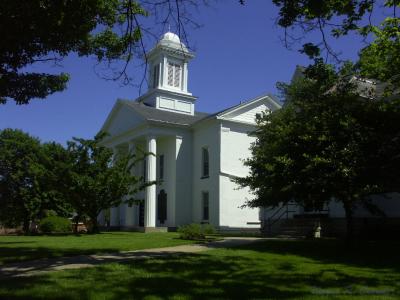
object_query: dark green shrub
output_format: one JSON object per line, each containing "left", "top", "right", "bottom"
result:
{"left": 39, "top": 216, "right": 72, "bottom": 233}
{"left": 202, "top": 224, "right": 216, "bottom": 235}
{"left": 178, "top": 223, "right": 217, "bottom": 240}
{"left": 178, "top": 223, "right": 204, "bottom": 240}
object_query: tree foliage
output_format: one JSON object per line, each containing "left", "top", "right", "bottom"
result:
{"left": 358, "top": 17, "right": 400, "bottom": 90}
{"left": 0, "top": 0, "right": 148, "bottom": 104}
{"left": 270, "top": 0, "right": 399, "bottom": 63}
{"left": 66, "top": 133, "right": 144, "bottom": 233}
{"left": 0, "top": 129, "right": 144, "bottom": 234}
{"left": 0, "top": 0, "right": 210, "bottom": 105}
{"left": 40, "top": 142, "right": 75, "bottom": 217}
{"left": 236, "top": 61, "right": 400, "bottom": 238}
{"left": 0, "top": 129, "right": 48, "bottom": 232}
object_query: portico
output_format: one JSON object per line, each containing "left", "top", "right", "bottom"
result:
{"left": 107, "top": 135, "right": 159, "bottom": 230}
{"left": 104, "top": 127, "right": 190, "bottom": 231}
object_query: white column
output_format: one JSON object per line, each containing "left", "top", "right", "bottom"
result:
{"left": 162, "top": 57, "right": 168, "bottom": 88}
{"left": 145, "top": 136, "right": 157, "bottom": 227}
{"left": 125, "top": 141, "right": 136, "bottom": 227}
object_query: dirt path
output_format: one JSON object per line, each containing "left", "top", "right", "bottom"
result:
{"left": 0, "top": 237, "right": 266, "bottom": 278}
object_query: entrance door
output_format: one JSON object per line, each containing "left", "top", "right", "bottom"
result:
{"left": 139, "top": 202, "right": 144, "bottom": 227}
{"left": 157, "top": 190, "right": 167, "bottom": 225}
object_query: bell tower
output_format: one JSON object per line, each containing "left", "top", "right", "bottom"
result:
{"left": 138, "top": 32, "right": 197, "bottom": 115}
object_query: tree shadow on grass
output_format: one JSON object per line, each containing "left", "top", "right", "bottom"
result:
{"left": 234, "top": 239, "right": 400, "bottom": 272}
{"left": 0, "top": 246, "right": 122, "bottom": 266}
{"left": 0, "top": 251, "right": 399, "bottom": 299}
{"left": 0, "top": 241, "right": 35, "bottom": 245}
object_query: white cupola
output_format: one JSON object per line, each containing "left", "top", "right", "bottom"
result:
{"left": 138, "top": 32, "right": 197, "bottom": 115}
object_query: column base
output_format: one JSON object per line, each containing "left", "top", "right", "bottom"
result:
{"left": 99, "top": 226, "right": 169, "bottom": 233}
{"left": 141, "top": 226, "right": 168, "bottom": 233}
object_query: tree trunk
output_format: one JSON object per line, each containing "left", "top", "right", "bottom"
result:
{"left": 343, "top": 202, "right": 354, "bottom": 245}
{"left": 74, "top": 217, "right": 79, "bottom": 234}
{"left": 89, "top": 214, "right": 99, "bottom": 234}
{"left": 22, "top": 218, "right": 30, "bottom": 235}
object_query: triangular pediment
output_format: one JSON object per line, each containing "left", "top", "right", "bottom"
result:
{"left": 100, "top": 100, "right": 145, "bottom": 137}
{"left": 217, "top": 94, "right": 281, "bottom": 125}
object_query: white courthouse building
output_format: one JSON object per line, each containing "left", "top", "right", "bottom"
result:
{"left": 98, "top": 32, "right": 400, "bottom": 236}
{"left": 98, "top": 32, "right": 282, "bottom": 231}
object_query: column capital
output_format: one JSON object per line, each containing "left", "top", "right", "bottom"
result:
{"left": 146, "top": 136, "right": 157, "bottom": 157}
{"left": 146, "top": 135, "right": 157, "bottom": 141}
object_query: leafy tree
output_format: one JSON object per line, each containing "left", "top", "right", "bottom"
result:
{"left": 40, "top": 142, "right": 75, "bottom": 217}
{"left": 270, "top": 0, "right": 399, "bottom": 61}
{"left": 358, "top": 17, "right": 400, "bottom": 90}
{"left": 0, "top": 129, "right": 74, "bottom": 233}
{"left": 0, "top": 0, "right": 208, "bottom": 105}
{"left": 0, "top": 0, "right": 147, "bottom": 104}
{"left": 0, "top": 129, "right": 45, "bottom": 233}
{"left": 66, "top": 133, "right": 143, "bottom": 233}
{"left": 236, "top": 61, "right": 400, "bottom": 239}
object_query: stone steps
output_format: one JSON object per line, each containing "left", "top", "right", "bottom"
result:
{"left": 264, "top": 218, "right": 321, "bottom": 238}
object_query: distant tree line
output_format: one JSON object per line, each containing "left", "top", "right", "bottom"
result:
{"left": 0, "top": 129, "right": 144, "bottom": 234}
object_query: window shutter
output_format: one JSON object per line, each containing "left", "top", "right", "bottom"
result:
{"left": 174, "top": 64, "right": 181, "bottom": 87}
{"left": 167, "top": 63, "right": 174, "bottom": 86}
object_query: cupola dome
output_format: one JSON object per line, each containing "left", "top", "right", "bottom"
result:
{"left": 161, "top": 32, "right": 181, "bottom": 43}
{"left": 156, "top": 31, "right": 188, "bottom": 52}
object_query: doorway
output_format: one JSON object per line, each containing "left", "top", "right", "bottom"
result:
{"left": 139, "top": 202, "right": 144, "bottom": 227}
{"left": 157, "top": 190, "right": 167, "bottom": 225}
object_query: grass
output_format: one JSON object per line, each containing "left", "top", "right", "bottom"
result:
{"left": 0, "top": 232, "right": 196, "bottom": 265}
{"left": 0, "top": 238, "right": 399, "bottom": 299}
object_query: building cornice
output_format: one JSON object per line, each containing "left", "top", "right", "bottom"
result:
{"left": 136, "top": 88, "right": 197, "bottom": 103}
{"left": 148, "top": 45, "right": 194, "bottom": 61}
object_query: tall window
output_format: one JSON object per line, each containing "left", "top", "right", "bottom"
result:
{"left": 159, "top": 154, "right": 164, "bottom": 180}
{"left": 153, "top": 65, "right": 159, "bottom": 88}
{"left": 167, "top": 62, "right": 181, "bottom": 88}
{"left": 202, "top": 191, "right": 209, "bottom": 221}
{"left": 201, "top": 147, "right": 209, "bottom": 178}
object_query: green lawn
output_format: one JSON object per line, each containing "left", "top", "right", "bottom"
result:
{"left": 1, "top": 238, "right": 399, "bottom": 299}
{"left": 0, "top": 232, "right": 195, "bottom": 264}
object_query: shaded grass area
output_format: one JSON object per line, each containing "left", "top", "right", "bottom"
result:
{"left": 0, "top": 232, "right": 195, "bottom": 264}
{"left": 1, "top": 238, "right": 399, "bottom": 299}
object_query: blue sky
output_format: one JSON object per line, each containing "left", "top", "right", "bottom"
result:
{"left": 0, "top": 1, "right": 369, "bottom": 144}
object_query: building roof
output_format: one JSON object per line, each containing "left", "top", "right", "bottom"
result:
{"left": 119, "top": 92, "right": 281, "bottom": 127}
{"left": 291, "top": 65, "right": 390, "bottom": 99}
{"left": 120, "top": 100, "right": 209, "bottom": 126}
{"left": 215, "top": 93, "right": 282, "bottom": 116}
{"left": 193, "top": 93, "right": 282, "bottom": 124}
